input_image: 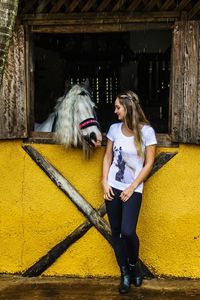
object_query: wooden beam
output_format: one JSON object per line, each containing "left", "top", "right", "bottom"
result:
{"left": 30, "top": 23, "right": 172, "bottom": 34}
{"left": 82, "top": 0, "right": 96, "bottom": 12}
{"left": 112, "top": 0, "right": 126, "bottom": 12}
{"left": 160, "top": 0, "right": 175, "bottom": 11}
{"left": 35, "top": 0, "right": 52, "bottom": 14}
{"left": 22, "top": 145, "right": 112, "bottom": 242}
{"left": 97, "top": 0, "right": 112, "bottom": 12}
{"left": 49, "top": 0, "right": 66, "bottom": 13}
{"left": 188, "top": 0, "right": 200, "bottom": 19}
{"left": 21, "top": 11, "right": 180, "bottom": 25}
{"left": 127, "top": 0, "right": 142, "bottom": 11}
{"left": 144, "top": 0, "right": 160, "bottom": 11}
{"left": 67, "top": 0, "right": 82, "bottom": 13}
{"left": 21, "top": 0, "right": 37, "bottom": 14}
{"left": 176, "top": 0, "right": 191, "bottom": 11}
{"left": 25, "top": 132, "right": 55, "bottom": 144}
{"left": 26, "top": 132, "right": 178, "bottom": 147}
{"left": 24, "top": 26, "right": 35, "bottom": 134}
{"left": 63, "top": 0, "right": 72, "bottom": 12}
{"left": 147, "top": 151, "right": 177, "bottom": 179}
{"left": 155, "top": 134, "right": 178, "bottom": 148}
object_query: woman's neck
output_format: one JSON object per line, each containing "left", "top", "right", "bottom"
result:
{"left": 121, "top": 123, "right": 134, "bottom": 136}
{"left": 121, "top": 122, "right": 144, "bottom": 136}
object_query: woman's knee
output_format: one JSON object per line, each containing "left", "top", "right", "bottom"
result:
{"left": 121, "top": 228, "right": 136, "bottom": 238}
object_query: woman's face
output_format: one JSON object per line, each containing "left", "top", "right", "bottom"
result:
{"left": 114, "top": 98, "right": 126, "bottom": 121}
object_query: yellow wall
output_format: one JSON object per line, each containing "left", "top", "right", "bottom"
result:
{"left": 0, "top": 140, "right": 200, "bottom": 278}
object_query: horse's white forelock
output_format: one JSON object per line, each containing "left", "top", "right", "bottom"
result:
{"left": 54, "top": 85, "right": 95, "bottom": 148}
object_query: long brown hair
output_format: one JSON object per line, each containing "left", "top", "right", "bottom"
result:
{"left": 117, "top": 91, "right": 150, "bottom": 156}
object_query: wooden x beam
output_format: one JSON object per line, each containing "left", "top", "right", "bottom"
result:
{"left": 22, "top": 145, "right": 177, "bottom": 277}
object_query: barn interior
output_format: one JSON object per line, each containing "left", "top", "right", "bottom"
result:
{"left": 34, "top": 29, "right": 171, "bottom": 133}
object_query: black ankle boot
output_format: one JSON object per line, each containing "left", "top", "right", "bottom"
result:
{"left": 129, "top": 260, "right": 143, "bottom": 287}
{"left": 119, "top": 266, "right": 131, "bottom": 294}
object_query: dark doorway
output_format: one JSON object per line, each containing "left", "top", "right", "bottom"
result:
{"left": 33, "top": 30, "right": 171, "bottom": 133}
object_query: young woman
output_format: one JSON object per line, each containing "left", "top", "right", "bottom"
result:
{"left": 102, "top": 91, "right": 157, "bottom": 294}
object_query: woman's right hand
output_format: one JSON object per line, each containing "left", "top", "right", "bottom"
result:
{"left": 102, "top": 181, "right": 114, "bottom": 201}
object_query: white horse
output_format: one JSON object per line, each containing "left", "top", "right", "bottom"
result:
{"left": 35, "top": 81, "right": 102, "bottom": 157}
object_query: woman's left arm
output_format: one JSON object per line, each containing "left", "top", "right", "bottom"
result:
{"left": 120, "top": 144, "right": 156, "bottom": 202}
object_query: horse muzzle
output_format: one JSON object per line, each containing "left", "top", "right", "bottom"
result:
{"left": 80, "top": 117, "right": 102, "bottom": 147}
{"left": 83, "top": 132, "right": 102, "bottom": 147}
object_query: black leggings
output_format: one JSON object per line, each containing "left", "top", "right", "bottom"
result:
{"left": 105, "top": 187, "right": 142, "bottom": 267}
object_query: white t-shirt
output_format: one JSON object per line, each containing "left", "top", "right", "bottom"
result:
{"left": 106, "top": 122, "right": 157, "bottom": 193}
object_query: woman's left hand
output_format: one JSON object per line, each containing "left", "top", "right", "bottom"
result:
{"left": 120, "top": 186, "right": 135, "bottom": 202}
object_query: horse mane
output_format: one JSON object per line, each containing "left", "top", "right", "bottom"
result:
{"left": 54, "top": 84, "right": 95, "bottom": 149}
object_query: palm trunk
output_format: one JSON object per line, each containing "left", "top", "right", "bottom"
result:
{"left": 0, "top": 0, "right": 19, "bottom": 86}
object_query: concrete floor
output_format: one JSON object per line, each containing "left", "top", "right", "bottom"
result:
{"left": 0, "top": 276, "right": 200, "bottom": 300}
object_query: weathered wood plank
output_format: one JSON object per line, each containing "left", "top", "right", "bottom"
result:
{"left": 0, "top": 0, "right": 19, "bottom": 86}
{"left": 175, "top": 0, "right": 190, "bottom": 11}
{"left": 26, "top": 132, "right": 178, "bottom": 147}
{"left": 112, "top": 0, "right": 126, "bottom": 12}
{"left": 61, "top": 0, "right": 71, "bottom": 12}
{"left": 171, "top": 22, "right": 185, "bottom": 142}
{"left": 183, "top": 22, "right": 199, "bottom": 143}
{"left": 67, "top": 0, "right": 82, "bottom": 13}
{"left": 49, "top": 0, "right": 66, "bottom": 13}
{"left": 188, "top": 0, "right": 200, "bottom": 19}
{"left": 147, "top": 151, "right": 177, "bottom": 178}
{"left": 22, "top": 145, "right": 112, "bottom": 242}
{"left": 160, "top": 0, "right": 174, "bottom": 11}
{"left": 144, "top": 0, "right": 160, "bottom": 11}
{"left": 36, "top": 0, "right": 52, "bottom": 14}
{"left": 21, "top": 11, "right": 180, "bottom": 23}
{"left": 21, "top": 0, "right": 37, "bottom": 14}
{"left": 30, "top": 22, "right": 171, "bottom": 33}
{"left": 82, "top": 0, "right": 96, "bottom": 12}
{"left": 171, "top": 21, "right": 200, "bottom": 144}
{"left": 127, "top": 0, "right": 142, "bottom": 11}
{"left": 25, "top": 27, "right": 35, "bottom": 133}
{"left": 0, "top": 25, "right": 27, "bottom": 139}
{"left": 97, "top": 0, "right": 112, "bottom": 12}
{"left": 155, "top": 134, "right": 178, "bottom": 147}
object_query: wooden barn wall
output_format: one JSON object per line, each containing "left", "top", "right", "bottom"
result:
{"left": 0, "top": 25, "right": 27, "bottom": 139}
{"left": 171, "top": 21, "right": 200, "bottom": 144}
{"left": 0, "top": 0, "right": 19, "bottom": 86}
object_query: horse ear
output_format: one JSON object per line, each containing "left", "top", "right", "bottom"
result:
{"left": 64, "top": 78, "right": 72, "bottom": 95}
{"left": 83, "top": 78, "right": 90, "bottom": 90}
{"left": 65, "top": 78, "right": 71, "bottom": 90}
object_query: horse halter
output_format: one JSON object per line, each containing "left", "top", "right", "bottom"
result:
{"left": 79, "top": 118, "right": 101, "bottom": 130}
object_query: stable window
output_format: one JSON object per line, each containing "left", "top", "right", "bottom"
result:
{"left": 31, "top": 30, "right": 171, "bottom": 136}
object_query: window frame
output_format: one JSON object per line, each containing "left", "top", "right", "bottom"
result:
{"left": 24, "top": 21, "right": 178, "bottom": 148}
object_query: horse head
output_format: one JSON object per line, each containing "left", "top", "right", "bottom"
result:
{"left": 54, "top": 81, "right": 102, "bottom": 156}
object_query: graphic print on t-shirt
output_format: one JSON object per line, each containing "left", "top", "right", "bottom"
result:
{"left": 114, "top": 146, "right": 136, "bottom": 183}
